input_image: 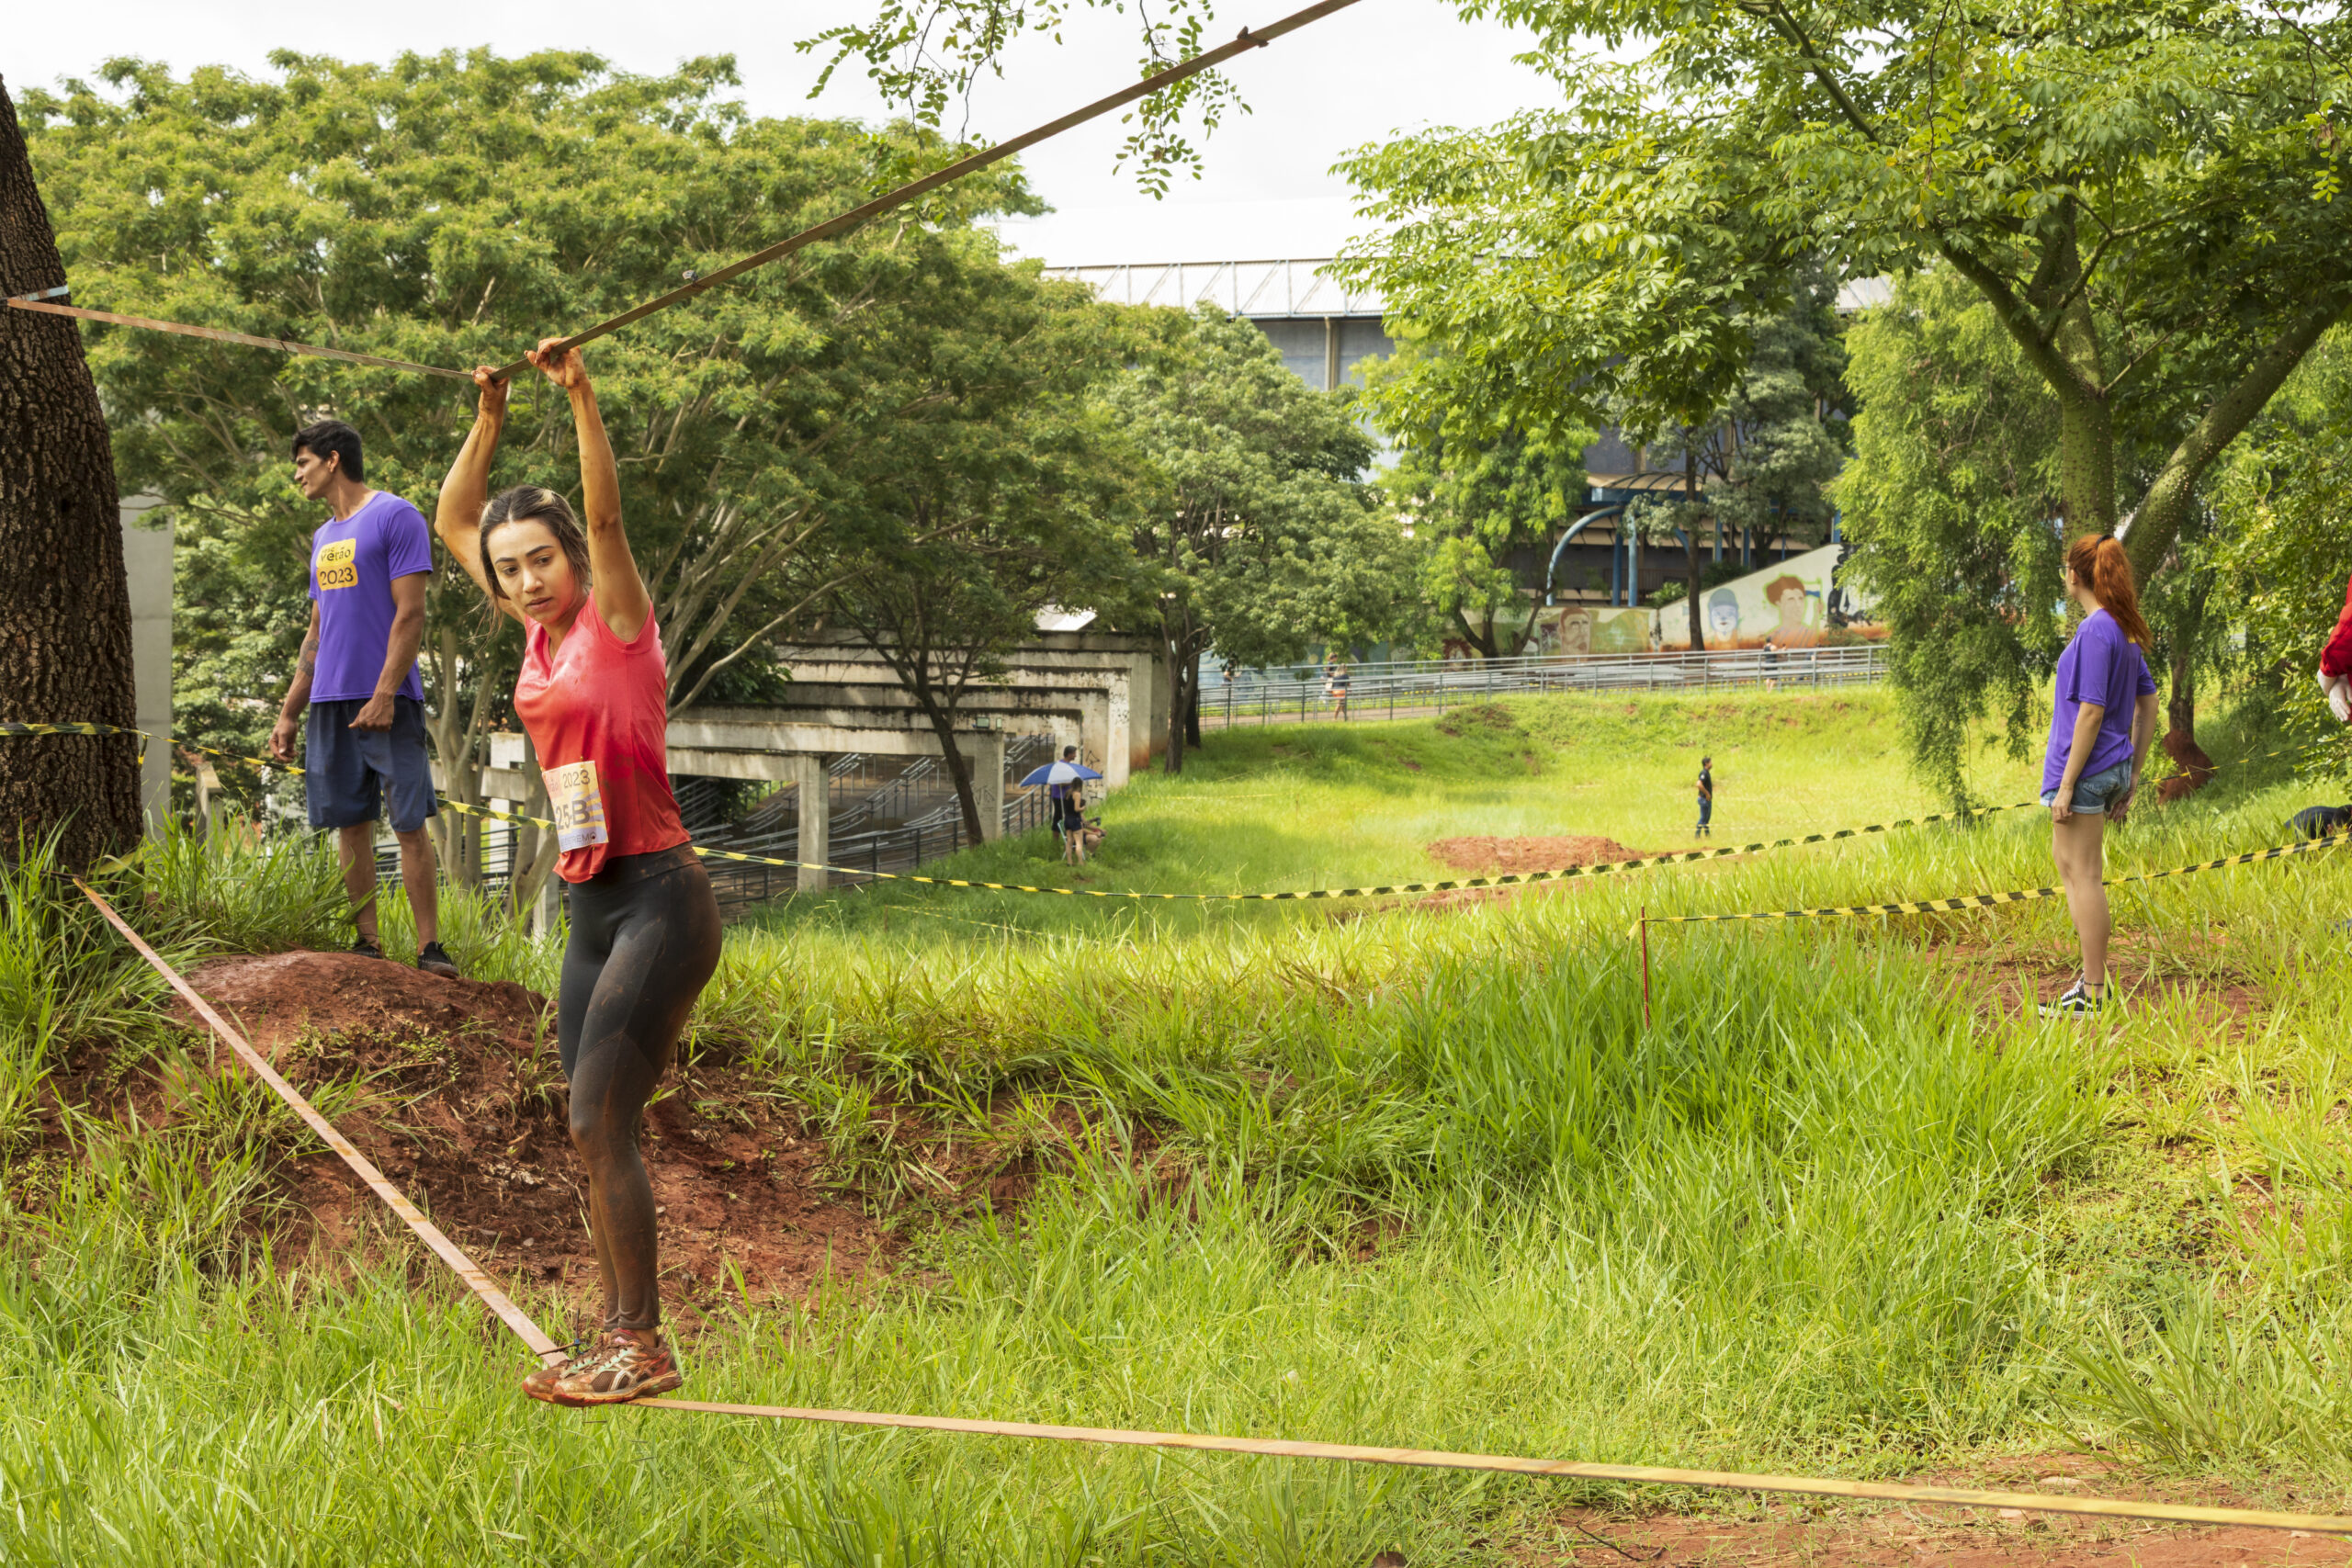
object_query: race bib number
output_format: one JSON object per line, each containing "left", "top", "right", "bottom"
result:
{"left": 544, "top": 760, "right": 610, "bottom": 853}
{"left": 315, "top": 538, "right": 358, "bottom": 592}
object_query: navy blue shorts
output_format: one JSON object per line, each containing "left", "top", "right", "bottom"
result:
{"left": 305, "top": 696, "right": 438, "bottom": 833}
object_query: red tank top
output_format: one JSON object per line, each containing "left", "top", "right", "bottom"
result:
{"left": 513, "top": 592, "right": 690, "bottom": 884}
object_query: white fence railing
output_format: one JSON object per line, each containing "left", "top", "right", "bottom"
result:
{"left": 1203, "top": 644, "right": 1888, "bottom": 727}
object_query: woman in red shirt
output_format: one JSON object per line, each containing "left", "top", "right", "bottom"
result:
{"left": 435, "top": 341, "right": 722, "bottom": 1406}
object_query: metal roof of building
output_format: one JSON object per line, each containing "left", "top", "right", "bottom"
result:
{"left": 1043, "top": 259, "right": 1385, "bottom": 319}
{"left": 1046, "top": 258, "right": 1895, "bottom": 320}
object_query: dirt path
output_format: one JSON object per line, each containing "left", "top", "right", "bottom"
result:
{"left": 1519, "top": 1492, "right": 2348, "bottom": 1568}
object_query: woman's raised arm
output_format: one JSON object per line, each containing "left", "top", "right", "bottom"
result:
{"left": 526, "top": 339, "right": 651, "bottom": 642}
{"left": 435, "top": 369, "right": 522, "bottom": 624}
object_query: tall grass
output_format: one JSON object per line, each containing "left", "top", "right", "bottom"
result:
{"left": 2, "top": 690, "right": 2348, "bottom": 1563}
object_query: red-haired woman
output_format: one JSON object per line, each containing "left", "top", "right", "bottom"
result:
{"left": 2039, "top": 535, "right": 2162, "bottom": 1018}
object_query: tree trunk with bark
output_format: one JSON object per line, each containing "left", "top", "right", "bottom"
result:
{"left": 1683, "top": 453, "right": 1707, "bottom": 651}
{"left": 1161, "top": 610, "right": 1201, "bottom": 775}
{"left": 910, "top": 681, "right": 986, "bottom": 843}
{"left": 0, "top": 80, "right": 141, "bottom": 868}
{"left": 1183, "top": 675, "right": 1202, "bottom": 749}
{"left": 2156, "top": 569, "right": 2215, "bottom": 801}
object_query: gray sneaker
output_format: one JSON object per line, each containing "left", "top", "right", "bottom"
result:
{"left": 2038, "top": 977, "right": 2105, "bottom": 1019}
{"left": 416, "top": 941, "right": 460, "bottom": 980}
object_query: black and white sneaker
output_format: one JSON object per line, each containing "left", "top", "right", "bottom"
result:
{"left": 416, "top": 941, "right": 460, "bottom": 980}
{"left": 351, "top": 932, "right": 385, "bottom": 962}
{"left": 2038, "top": 977, "right": 2106, "bottom": 1018}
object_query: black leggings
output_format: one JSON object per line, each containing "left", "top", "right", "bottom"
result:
{"left": 558, "top": 843, "right": 722, "bottom": 1331}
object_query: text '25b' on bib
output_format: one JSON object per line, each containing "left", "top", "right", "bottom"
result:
{"left": 544, "top": 759, "right": 611, "bottom": 853}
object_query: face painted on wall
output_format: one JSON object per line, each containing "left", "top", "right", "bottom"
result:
{"left": 1707, "top": 589, "right": 1741, "bottom": 639}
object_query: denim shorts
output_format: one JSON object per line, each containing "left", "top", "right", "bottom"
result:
{"left": 2042, "top": 759, "right": 2133, "bottom": 815}
{"left": 305, "top": 695, "right": 438, "bottom": 832}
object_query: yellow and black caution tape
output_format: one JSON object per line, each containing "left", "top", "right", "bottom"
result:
{"left": 1641, "top": 832, "right": 2348, "bottom": 928}
{"left": 1, "top": 718, "right": 149, "bottom": 768}
{"left": 9, "top": 719, "right": 2341, "bottom": 906}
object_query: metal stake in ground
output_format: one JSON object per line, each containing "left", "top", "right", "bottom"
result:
{"left": 1640, "top": 905, "right": 1653, "bottom": 1030}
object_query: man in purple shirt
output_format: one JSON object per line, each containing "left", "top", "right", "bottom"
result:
{"left": 267, "top": 420, "right": 458, "bottom": 978}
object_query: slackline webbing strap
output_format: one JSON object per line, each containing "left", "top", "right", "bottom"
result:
{"left": 66, "top": 876, "right": 2352, "bottom": 1537}
{"left": 2, "top": 298, "right": 474, "bottom": 379}
{"left": 487, "top": 0, "right": 1365, "bottom": 380}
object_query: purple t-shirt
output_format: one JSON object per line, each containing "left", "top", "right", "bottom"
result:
{"left": 308, "top": 491, "right": 432, "bottom": 704}
{"left": 2042, "top": 607, "right": 2155, "bottom": 792}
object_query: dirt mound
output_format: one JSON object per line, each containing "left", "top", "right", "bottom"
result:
{"left": 1424, "top": 834, "right": 1646, "bottom": 874}
{"left": 186, "top": 950, "right": 545, "bottom": 1052}
{"left": 169, "top": 951, "right": 896, "bottom": 1331}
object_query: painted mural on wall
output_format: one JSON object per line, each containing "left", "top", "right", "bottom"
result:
{"left": 1652, "top": 544, "right": 1882, "bottom": 651}
{"left": 1431, "top": 544, "right": 1881, "bottom": 660}
{"left": 1536, "top": 604, "right": 1658, "bottom": 656}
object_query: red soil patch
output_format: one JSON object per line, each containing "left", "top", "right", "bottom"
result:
{"left": 1403, "top": 836, "right": 1654, "bottom": 914}
{"left": 1906, "top": 938, "right": 2266, "bottom": 1030}
{"left": 161, "top": 951, "right": 907, "bottom": 1333}
{"left": 1425, "top": 835, "right": 1649, "bottom": 874}
{"left": 1521, "top": 1501, "right": 2347, "bottom": 1568}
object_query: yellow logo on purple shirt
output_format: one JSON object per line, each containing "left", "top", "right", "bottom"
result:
{"left": 315, "top": 538, "right": 358, "bottom": 592}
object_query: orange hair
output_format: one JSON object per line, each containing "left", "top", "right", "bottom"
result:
{"left": 2066, "top": 534, "right": 2152, "bottom": 647}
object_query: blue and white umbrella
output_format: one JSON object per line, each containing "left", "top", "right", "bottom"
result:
{"left": 1019, "top": 760, "right": 1103, "bottom": 787}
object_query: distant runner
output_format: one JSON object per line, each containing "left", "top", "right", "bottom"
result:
{"left": 267, "top": 419, "right": 458, "bottom": 979}
{"left": 1695, "top": 756, "right": 1713, "bottom": 838}
{"left": 435, "top": 343, "right": 721, "bottom": 1406}
{"left": 2039, "top": 535, "right": 2160, "bottom": 1020}
{"left": 1327, "top": 660, "right": 1351, "bottom": 720}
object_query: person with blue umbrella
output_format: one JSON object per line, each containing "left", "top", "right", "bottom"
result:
{"left": 1021, "top": 745, "right": 1104, "bottom": 863}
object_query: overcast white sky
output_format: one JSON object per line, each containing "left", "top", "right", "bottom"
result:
{"left": 6, "top": 1, "right": 1557, "bottom": 264}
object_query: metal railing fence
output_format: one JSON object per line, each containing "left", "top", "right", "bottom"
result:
{"left": 1203, "top": 644, "right": 1888, "bottom": 728}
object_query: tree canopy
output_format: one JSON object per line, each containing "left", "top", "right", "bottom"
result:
{"left": 1363, "top": 332, "right": 1589, "bottom": 660}
{"left": 1333, "top": 0, "right": 2352, "bottom": 590}
{"left": 1100, "top": 307, "right": 1408, "bottom": 772}
{"left": 23, "top": 49, "right": 1122, "bottom": 863}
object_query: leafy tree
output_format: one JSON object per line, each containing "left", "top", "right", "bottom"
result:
{"left": 1099, "top": 307, "right": 1408, "bottom": 773}
{"left": 801, "top": 0, "right": 1248, "bottom": 197}
{"left": 2215, "top": 331, "right": 2352, "bottom": 783}
{"left": 1836, "top": 269, "right": 2066, "bottom": 807}
{"left": 1334, "top": 0, "right": 2352, "bottom": 590}
{"left": 1363, "top": 333, "right": 1589, "bottom": 660}
{"left": 21, "top": 50, "right": 1056, "bottom": 882}
{"left": 1623, "top": 265, "right": 1850, "bottom": 646}
{"left": 816, "top": 287, "right": 1138, "bottom": 840}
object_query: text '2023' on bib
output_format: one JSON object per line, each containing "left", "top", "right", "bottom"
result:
{"left": 315, "top": 538, "right": 358, "bottom": 592}
{"left": 544, "top": 760, "right": 611, "bottom": 853}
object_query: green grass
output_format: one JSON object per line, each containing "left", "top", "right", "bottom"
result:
{"left": 4, "top": 687, "right": 2350, "bottom": 1564}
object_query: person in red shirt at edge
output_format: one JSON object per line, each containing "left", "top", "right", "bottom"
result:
{"left": 2320, "top": 575, "right": 2352, "bottom": 727}
{"left": 434, "top": 340, "right": 722, "bottom": 1407}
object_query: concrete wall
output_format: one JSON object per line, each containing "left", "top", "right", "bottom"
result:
{"left": 774, "top": 629, "right": 1170, "bottom": 776}
{"left": 120, "top": 496, "right": 172, "bottom": 837}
